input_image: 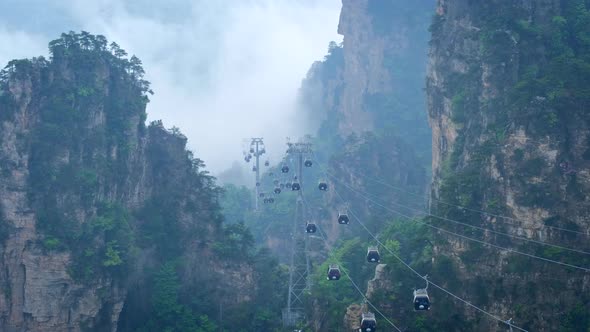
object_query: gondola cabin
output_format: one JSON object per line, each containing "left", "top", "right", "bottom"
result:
{"left": 304, "top": 159, "right": 313, "bottom": 167}
{"left": 305, "top": 222, "right": 317, "bottom": 233}
{"left": 281, "top": 165, "right": 290, "bottom": 173}
{"left": 318, "top": 181, "right": 328, "bottom": 191}
{"left": 360, "top": 312, "right": 377, "bottom": 332}
{"left": 292, "top": 182, "right": 301, "bottom": 191}
{"left": 274, "top": 187, "right": 281, "bottom": 194}
{"left": 338, "top": 213, "right": 350, "bottom": 225}
{"left": 413, "top": 289, "right": 430, "bottom": 311}
{"left": 366, "top": 246, "right": 380, "bottom": 263}
{"left": 327, "top": 264, "right": 341, "bottom": 280}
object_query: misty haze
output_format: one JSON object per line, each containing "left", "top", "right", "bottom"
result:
{"left": 0, "top": 1, "right": 588, "bottom": 331}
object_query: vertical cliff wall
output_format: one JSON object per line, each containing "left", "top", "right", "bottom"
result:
{"left": 0, "top": 32, "right": 256, "bottom": 332}
{"left": 428, "top": 1, "right": 590, "bottom": 330}
{"left": 294, "top": 1, "right": 435, "bottom": 330}
{"left": 298, "top": 0, "right": 434, "bottom": 236}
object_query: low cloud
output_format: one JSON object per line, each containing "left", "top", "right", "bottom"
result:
{"left": 0, "top": 0, "right": 342, "bottom": 174}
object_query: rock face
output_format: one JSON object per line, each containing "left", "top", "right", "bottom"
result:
{"left": 301, "top": 0, "right": 433, "bottom": 159}
{"left": 0, "top": 35, "right": 255, "bottom": 331}
{"left": 297, "top": 0, "right": 433, "bottom": 244}
{"left": 0, "top": 57, "right": 128, "bottom": 331}
{"left": 324, "top": 132, "right": 427, "bottom": 245}
{"left": 427, "top": 1, "right": 590, "bottom": 330}
{"left": 335, "top": 0, "right": 386, "bottom": 134}
{"left": 342, "top": 265, "right": 389, "bottom": 332}
{"left": 343, "top": 303, "right": 362, "bottom": 331}
{"left": 366, "top": 263, "right": 389, "bottom": 299}
{"left": 295, "top": 2, "right": 434, "bottom": 330}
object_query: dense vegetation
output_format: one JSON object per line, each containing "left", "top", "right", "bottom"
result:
{"left": 0, "top": 31, "right": 289, "bottom": 331}
{"left": 218, "top": 1, "right": 435, "bottom": 330}
{"left": 0, "top": 0, "right": 587, "bottom": 330}
{"left": 429, "top": 1, "right": 590, "bottom": 330}
{"left": 221, "top": 1, "right": 590, "bottom": 331}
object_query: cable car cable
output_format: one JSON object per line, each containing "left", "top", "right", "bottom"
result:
{"left": 309, "top": 156, "right": 553, "bottom": 330}
{"left": 303, "top": 184, "right": 527, "bottom": 332}
{"left": 327, "top": 186, "right": 530, "bottom": 332}
{"left": 325, "top": 161, "right": 588, "bottom": 237}
{"left": 318, "top": 228, "right": 402, "bottom": 332}
{"left": 301, "top": 197, "right": 402, "bottom": 332}
{"left": 325, "top": 172, "right": 590, "bottom": 256}
{"left": 326, "top": 173, "right": 590, "bottom": 272}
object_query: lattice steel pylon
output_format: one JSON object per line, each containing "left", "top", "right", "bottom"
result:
{"left": 283, "top": 139, "right": 313, "bottom": 327}
{"left": 242, "top": 138, "right": 266, "bottom": 211}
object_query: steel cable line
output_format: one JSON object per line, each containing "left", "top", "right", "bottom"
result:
{"left": 323, "top": 182, "right": 530, "bottom": 332}
{"left": 300, "top": 195, "right": 403, "bottom": 332}
{"left": 327, "top": 172, "right": 590, "bottom": 272}
{"left": 303, "top": 158, "right": 528, "bottom": 332}
{"left": 324, "top": 171, "right": 590, "bottom": 256}
{"left": 329, "top": 162, "right": 589, "bottom": 236}
{"left": 310, "top": 152, "right": 590, "bottom": 271}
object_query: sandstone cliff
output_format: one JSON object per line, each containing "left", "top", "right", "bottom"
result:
{"left": 0, "top": 32, "right": 255, "bottom": 332}
{"left": 427, "top": 1, "right": 590, "bottom": 330}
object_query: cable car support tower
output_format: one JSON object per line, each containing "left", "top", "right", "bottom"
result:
{"left": 243, "top": 138, "right": 266, "bottom": 211}
{"left": 282, "top": 139, "right": 312, "bottom": 327}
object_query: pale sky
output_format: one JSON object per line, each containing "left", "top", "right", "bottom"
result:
{"left": 0, "top": 0, "right": 342, "bottom": 174}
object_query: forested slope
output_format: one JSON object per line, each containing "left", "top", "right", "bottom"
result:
{"left": 0, "top": 32, "right": 285, "bottom": 332}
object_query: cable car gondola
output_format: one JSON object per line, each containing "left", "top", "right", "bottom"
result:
{"left": 305, "top": 222, "right": 317, "bottom": 234}
{"left": 327, "top": 264, "right": 341, "bottom": 280}
{"left": 360, "top": 312, "right": 377, "bottom": 332}
{"left": 338, "top": 213, "right": 350, "bottom": 225}
{"left": 292, "top": 182, "right": 301, "bottom": 191}
{"left": 413, "top": 289, "right": 430, "bottom": 311}
{"left": 318, "top": 181, "right": 328, "bottom": 191}
{"left": 304, "top": 159, "right": 312, "bottom": 167}
{"left": 281, "top": 165, "right": 289, "bottom": 173}
{"left": 413, "top": 276, "right": 430, "bottom": 311}
{"left": 366, "top": 246, "right": 380, "bottom": 263}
